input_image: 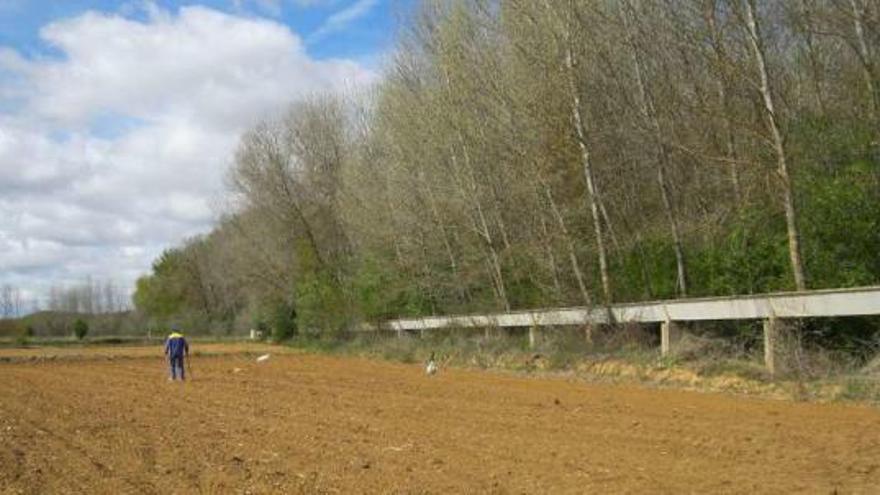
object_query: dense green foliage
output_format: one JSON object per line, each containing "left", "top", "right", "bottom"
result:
{"left": 73, "top": 318, "right": 89, "bottom": 340}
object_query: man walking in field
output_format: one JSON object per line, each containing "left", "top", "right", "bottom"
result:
{"left": 164, "top": 325, "right": 190, "bottom": 381}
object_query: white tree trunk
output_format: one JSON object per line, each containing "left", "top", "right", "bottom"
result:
{"left": 621, "top": 1, "right": 688, "bottom": 296}
{"left": 744, "top": 0, "right": 808, "bottom": 291}
{"left": 565, "top": 43, "right": 613, "bottom": 305}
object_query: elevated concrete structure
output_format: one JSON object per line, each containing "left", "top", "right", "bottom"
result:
{"left": 385, "top": 286, "right": 880, "bottom": 372}
{"left": 388, "top": 286, "right": 880, "bottom": 331}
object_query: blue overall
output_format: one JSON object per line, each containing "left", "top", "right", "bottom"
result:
{"left": 164, "top": 332, "right": 189, "bottom": 380}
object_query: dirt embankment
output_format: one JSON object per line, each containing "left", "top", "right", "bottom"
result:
{"left": 1, "top": 349, "right": 879, "bottom": 494}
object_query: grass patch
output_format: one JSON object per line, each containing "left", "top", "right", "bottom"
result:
{"left": 835, "top": 377, "right": 880, "bottom": 403}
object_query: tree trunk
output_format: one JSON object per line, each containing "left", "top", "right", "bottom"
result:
{"left": 621, "top": 1, "right": 688, "bottom": 296}
{"left": 849, "top": 0, "right": 879, "bottom": 123}
{"left": 449, "top": 145, "right": 511, "bottom": 311}
{"left": 418, "top": 169, "right": 467, "bottom": 304}
{"left": 440, "top": 61, "right": 511, "bottom": 311}
{"left": 744, "top": 0, "right": 808, "bottom": 291}
{"left": 564, "top": 42, "right": 613, "bottom": 305}
{"left": 537, "top": 202, "right": 563, "bottom": 299}
{"left": 799, "top": 0, "right": 828, "bottom": 115}
{"left": 706, "top": 3, "right": 744, "bottom": 208}
{"left": 539, "top": 176, "right": 592, "bottom": 308}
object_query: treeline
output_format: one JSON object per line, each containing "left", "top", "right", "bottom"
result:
{"left": 1, "top": 279, "right": 130, "bottom": 317}
{"left": 0, "top": 279, "right": 135, "bottom": 338}
{"left": 0, "top": 311, "right": 143, "bottom": 339}
{"left": 45, "top": 278, "right": 132, "bottom": 315}
{"left": 134, "top": 0, "right": 880, "bottom": 338}
{"left": 1, "top": 284, "right": 25, "bottom": 318}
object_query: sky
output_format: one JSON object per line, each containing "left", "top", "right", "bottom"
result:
{"left": 0, "top": 0, "right": 399, "bottom": 311}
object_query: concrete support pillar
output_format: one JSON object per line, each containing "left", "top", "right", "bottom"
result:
{"left": 584, "top": 323, "right": 594, "bottom": 344}
{"left": 528, "top": 325, "right": 539, "bottom": 349}
{"left": 661, "top": 319, "right": 681, "bottom": 356}
{"left": 763, "top": 317, "right": 779, "bottom": 376}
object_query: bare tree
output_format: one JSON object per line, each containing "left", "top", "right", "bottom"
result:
{"left": 844, "top": 0, "right": 879, "bottom": 121}
{"left": 533, "top": 0, "right": 613, "bottom": 305}
{"left": 1, "top": 284, "right": 14, "bottom": 318}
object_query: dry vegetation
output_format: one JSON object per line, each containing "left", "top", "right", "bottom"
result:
{"left": 286, "top": 322, "right": 880, "bottom": 404}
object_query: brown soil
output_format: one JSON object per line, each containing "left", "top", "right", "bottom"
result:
{"left": 1, "top": 347, "right": 878, "bottom": 494}
{"left": 0, "top": 343, "right": 287, "bottom": 361}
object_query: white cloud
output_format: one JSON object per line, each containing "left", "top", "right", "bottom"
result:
{"left": 0, "top": 5, "right": 376, "bottom": 308}
{"left": 309, "top": 0, "right": 378, "bottom": 42}
{"left": 26, "top": 6, "right": 373, "bottom": 127}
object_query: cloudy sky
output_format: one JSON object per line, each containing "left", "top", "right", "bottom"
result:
{"left": 0, "top": 0, "right": 395, "bottom": 310}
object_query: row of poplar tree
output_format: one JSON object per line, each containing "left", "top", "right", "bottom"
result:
{"left": 134, "top": 0, "right": 879, "bottom": 337}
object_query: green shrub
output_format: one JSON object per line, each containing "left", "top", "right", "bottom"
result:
{"left": 270, "top": 301, "right": 297, "bottom": 342}
{"left": 73, "top": 319, "right": 89, "bottom": 340}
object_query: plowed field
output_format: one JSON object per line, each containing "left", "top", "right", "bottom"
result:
{"left": 1, "top": 346, "right": 879, "bottom": 494}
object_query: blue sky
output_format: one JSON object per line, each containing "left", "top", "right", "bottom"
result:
{"left": 0, "top": 0, "right": 398, "bottom": 61}
{"left": 0, "top": 0, "right": 401, "bottom": 310}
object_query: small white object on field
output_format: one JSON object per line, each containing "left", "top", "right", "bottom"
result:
{"left": 425, "top": 351, "right": 438, "bottom": 375}
{"left": 256, "top": 354, "right": 270, "bottom": 363}
{"left": 425, "top": 359, "right": 438, "bottom": 376}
